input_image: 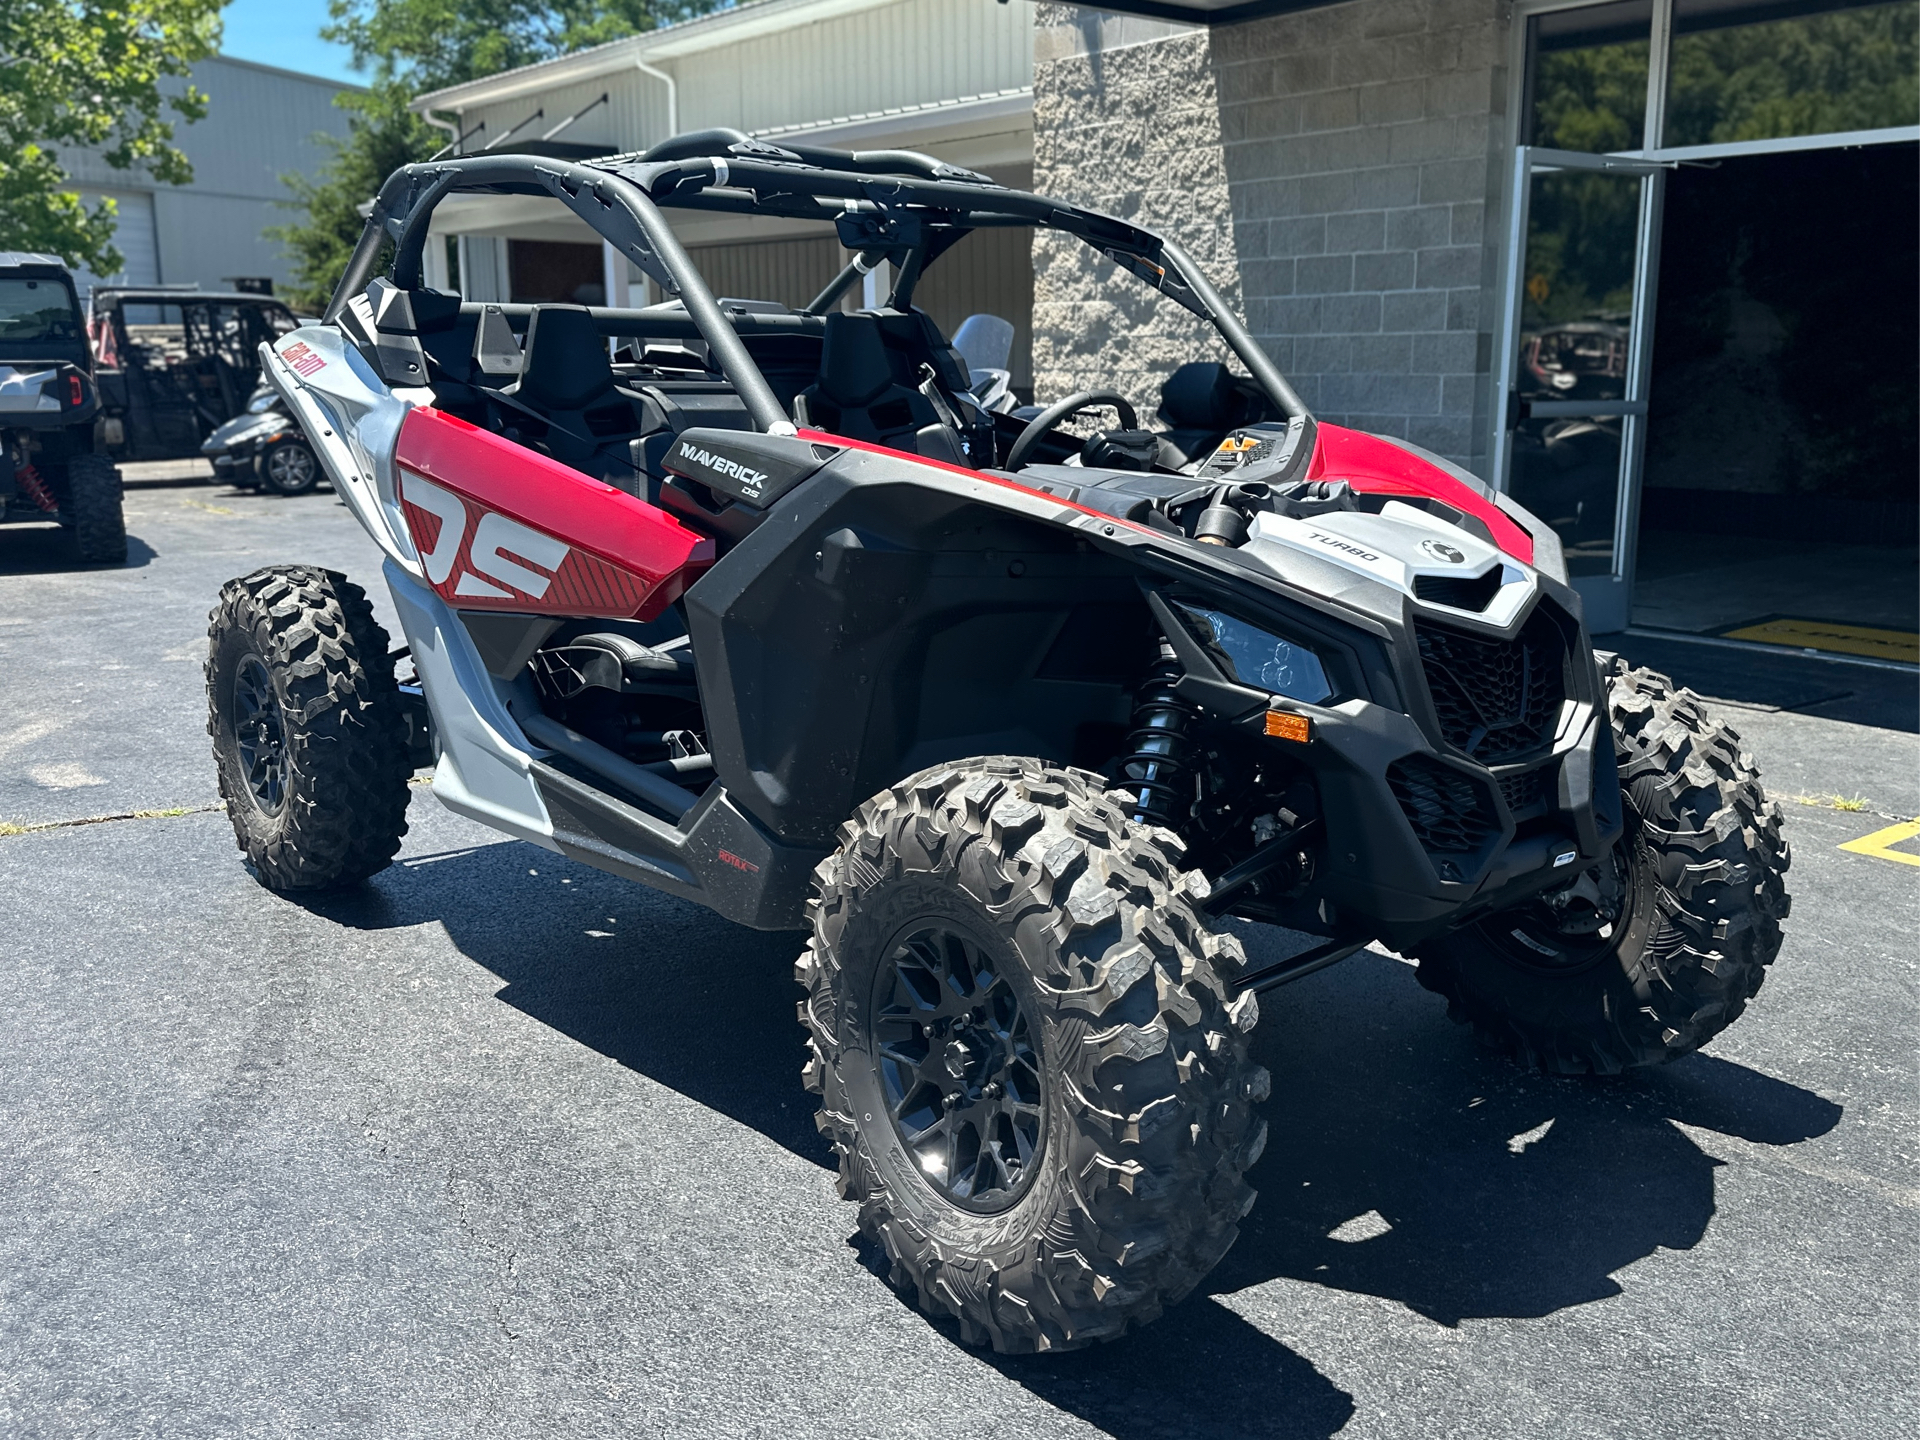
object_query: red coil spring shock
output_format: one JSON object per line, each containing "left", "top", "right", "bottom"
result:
{"left": 15, "top": 462, "right": 58, "bottom": 513}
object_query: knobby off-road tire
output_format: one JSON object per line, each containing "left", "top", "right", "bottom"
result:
{"left": 1415, "top": 658, "right": 1791, "bottom": 1074}
{"left": 206, "top": 565, "right": 413, "bottom": 890}
{"left": 798, "top": 757, "right": 1269, "bottom": 1353}
{"left": 64, "top": 454, "right": 127, "bottom": 564}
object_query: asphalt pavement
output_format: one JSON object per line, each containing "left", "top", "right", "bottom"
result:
{"left": 2, "top": 473, "right": 1915, "bottom": 1439}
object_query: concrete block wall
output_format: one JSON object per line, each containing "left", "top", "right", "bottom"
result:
{"left": 1031, "top": 0, "right": 1510, "bottom": 472}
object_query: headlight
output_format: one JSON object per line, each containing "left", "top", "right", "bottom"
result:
{"left": 247, "top": 391, "right": 278, "bottom": 414}
{"left": 1172, "top": 602, "right": 1332, "bottom": 704}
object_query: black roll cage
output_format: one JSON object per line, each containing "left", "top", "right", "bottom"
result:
{"left": 328, "top": 128, "right": 1310, "bottom": 435}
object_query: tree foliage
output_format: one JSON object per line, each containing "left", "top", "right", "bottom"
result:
{"left": 266, "top": 81, "right": 440, "bottom": 314}
{"left": 0, "top": 0, "right": 223, "bottom": 273}
{"left": 324, "top": 0, "right": 723, "bottom": 93}
{"left": 271, "top": 0, "right": 722, "bottom": 311}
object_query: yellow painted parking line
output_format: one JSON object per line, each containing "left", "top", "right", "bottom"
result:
{"left": 1838, "top": 820, "right": 1920, "bottom": 868}
{"left": 1721, "top": 617, "right": 1919, "bottom": 664}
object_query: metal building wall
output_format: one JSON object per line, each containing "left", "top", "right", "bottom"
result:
{"left": 459, "top": 70, "right": 657, "bottom": 157}
{"left": 60, "top": 56, "right": 355, "bottom": 293}
{"left": 454, "top": 0, "right": 1032, "bottom": 153}
{"left": 683, "top": 236, "right": 846, "bottom": 311}
{"left": 673, "top": 0, "right": 1033, "bottom": 137}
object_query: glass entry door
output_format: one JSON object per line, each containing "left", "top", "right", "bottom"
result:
{"left": 1491, "top": 147, "right": 1668, "bottom": 633}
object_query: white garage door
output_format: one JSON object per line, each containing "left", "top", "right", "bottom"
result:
{"left": 68, "top": 189, "right": 159, "bottom": 297}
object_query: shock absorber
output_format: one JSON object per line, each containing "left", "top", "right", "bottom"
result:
{"left": 15, "top": 460, "right": 57, "bottom": 513}
{"left": 1119, "top": 650, "right": 1201, "bottom": 829}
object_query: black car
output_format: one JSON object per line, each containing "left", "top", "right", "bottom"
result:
{"left": 200, "top": 382, "right": 321, "bottom": 495}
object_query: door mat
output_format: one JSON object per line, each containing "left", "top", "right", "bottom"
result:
{"left": 1717, "top": 616, "right": 1920, "bottom": 665}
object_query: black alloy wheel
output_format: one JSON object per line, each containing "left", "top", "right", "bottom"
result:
{"left": 206, "top": 565, "right": 413, "bottom": 890}
{"left": 872, "top": 922, "right": 1044, "bottom": 1212}
{"left": 800, "top": 757, "right": 1270, "bottom": 1352}
{"left": 1413, "top": 657, "right": 1791, "bottom": 1073}
{"left": 231, "top": 655, "right": 289, "bottom": 815}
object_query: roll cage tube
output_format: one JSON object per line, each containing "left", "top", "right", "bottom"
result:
{"left": 324, "top": 142, "right": 1310, "bottom": 433}
{"left": 599, "top": 146, "right": 1312, "bottom": 425}
{"left": 324, "top": 154, "right": 793, "bottom": 434}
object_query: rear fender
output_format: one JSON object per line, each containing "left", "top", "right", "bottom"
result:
{"left": 260, "top": 332, "right": 423, "bottom": 574}
{"left": 383, "top": 559, "right": 560, "bottom": 851}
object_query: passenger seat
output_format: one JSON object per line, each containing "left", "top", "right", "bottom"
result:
{"left": 504, "top": 305, "right": 644, "bottom": 475}
{"left": 796, "top": 310, "right": 971, "bottom": 464}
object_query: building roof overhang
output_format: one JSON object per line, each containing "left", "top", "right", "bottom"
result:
{"left": 1048, "top": 0, "right": 1342, "bottom": 24}
{"left": 413, "top": 0, "right": 899, "bottom": 113}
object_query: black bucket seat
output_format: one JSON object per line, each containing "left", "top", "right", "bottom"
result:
{"left": 796, "top": 309, "right": 972, "bottom": 463}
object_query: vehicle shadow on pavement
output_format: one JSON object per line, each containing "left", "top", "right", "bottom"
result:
{"left": 0, "top": 528, "right": 156, "bottom": 573}
{"left": 302, "top": 843, "right": 1840, "bottom": 1439}
{"left": 1212, "top": 943, "right": 1843, "bottom": 1329}
{"left": 302, "top": 838, "right": 834, "bottom": 1165}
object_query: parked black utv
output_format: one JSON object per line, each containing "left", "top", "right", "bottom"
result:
{"left": 0, "top": 252, "right": 125, "bottom": 562}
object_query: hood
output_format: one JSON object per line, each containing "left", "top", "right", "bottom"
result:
{"left": 1243, "top": 501, "right": 1536, "bottom": 627}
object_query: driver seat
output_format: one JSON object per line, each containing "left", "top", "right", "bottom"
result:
{"left": 797, "top": 310, "right": 969, "bottom": 463}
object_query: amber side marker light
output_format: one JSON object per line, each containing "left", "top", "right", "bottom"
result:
{"left": 1265, "top": 711, "right": 1311, "bottom": 743}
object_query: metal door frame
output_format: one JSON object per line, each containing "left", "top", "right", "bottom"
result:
{"left": 1493, "top": 0, "right": 1919, "bottom": 631}
{"left": 1489, "top": 146, "right": 1670, "bottom": 632}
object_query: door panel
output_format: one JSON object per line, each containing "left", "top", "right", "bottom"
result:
{"left": 394, "top": 406, "right": 715, "bottom": 619}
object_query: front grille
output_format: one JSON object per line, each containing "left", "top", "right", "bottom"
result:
{"left": 1388, "top": 756, "right": 1501, "bottom": 855}
{"left": 1496, "top": 768, "right": 1546, "bottom": 816}
{"left": 1413, "top": 570, "right": 1503, "bottom": 613}
{"left": 1415, "top": 611, "right": 1567, "bottom": 762}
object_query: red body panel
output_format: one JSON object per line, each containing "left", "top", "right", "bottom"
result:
{"left": 1306, "top": 423, "right": 1534, "bottom": 564}
{"left": 394, "top": 407, "right": 716, "bottom": 619}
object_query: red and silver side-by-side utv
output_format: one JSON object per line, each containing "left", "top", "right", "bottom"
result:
{"left": 205, "top": 132, "right": 1790, "bottom": 1352}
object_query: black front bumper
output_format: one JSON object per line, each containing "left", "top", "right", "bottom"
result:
{"left": 1178, "top": 577, "right": 1623, "bottom": 951}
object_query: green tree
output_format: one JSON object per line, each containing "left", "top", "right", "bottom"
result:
{"left": 0, "top": 0, "right": 223, "bottom": 273}
{"left": 325, "top": 0, "right": 724, "bottom": 92}
{"left": 267, "top": 81, "right": 440, "bottom": 314}
{"left": 271, "top": 0, "right": 722, "bottom": 309}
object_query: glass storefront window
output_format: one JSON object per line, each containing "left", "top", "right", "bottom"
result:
{"left": 1667, "top": 0, "right": 1920, "bottom": 146}
{"left": 1528, "top": 0, "right": 1655, "bottom": 151}
{"left": 1507, "top": 163, "right": 1650, "bottom": 576}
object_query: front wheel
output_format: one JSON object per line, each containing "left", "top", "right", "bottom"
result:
{"left": 1414, "top": 659, "right": 1791, "bottom": 1073}
{"left": 206, "top": 565, "right": 413, "bottom": 889}
{"left": 799, "top": 758, "right": 1268, "bottom": 1352}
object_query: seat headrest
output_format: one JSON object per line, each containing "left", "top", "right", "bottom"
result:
{"left": 1158, "top": 362, "right": 1238, "bottom": 429}
{"left": 517, "top": 305, "right": 613, "bottom": 411}
{"left": 817, "top": 312, "right": 897, "bottom": 408}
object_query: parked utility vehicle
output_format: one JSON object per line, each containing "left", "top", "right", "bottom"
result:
{"left": 206, "top": 134, "right": 1791, "bottom": 1352}
{"left": 0, "top": 252, "right": 125, "bottom": 562}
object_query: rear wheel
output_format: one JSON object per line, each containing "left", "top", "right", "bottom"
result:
{"left": 64, "top": 454, "right": 126, "bottom": 563}
{"left": 257, "top": 438, "right": 320, "bottom": 496}
{"left": 1414, "top": 659, "right": 1791, "bottom": 1073}
{"left": 799, "top": 758, "right": 1268, "bottom": 1352}
{"left": 206, "top": 565, "right": 413, "bottom": 890}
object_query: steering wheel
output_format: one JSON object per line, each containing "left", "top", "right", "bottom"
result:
{"left": 1004, "top": 389, "right": 1138, "bottom": 472}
